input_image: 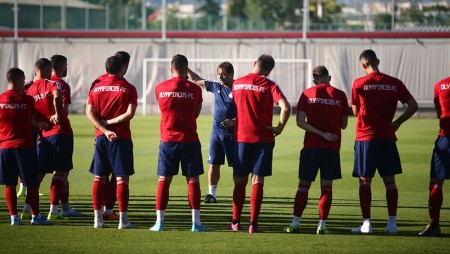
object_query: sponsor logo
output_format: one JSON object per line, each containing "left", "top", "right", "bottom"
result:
{"left": 440, "top": 84, "right": 450, "bottom": 90}
{"left": 0, "top": 103, "right": 28, "bottom": 109}
{"left": 33, "top": 91, "right": 50, "bottom": 101}
{"left": 308, "top": 98, "right": 341, "bottom": 106}
{"left": 93, "top": 86, "right": 128, "bottom": 92}
{"left": 363, "top": 84, "right": 397, "bottom": 91}
{"left": 159, "top": 91, "right": 195, "bottom": 99}
{"left": 233, "top": 84, "right": 266, "bottom": 92}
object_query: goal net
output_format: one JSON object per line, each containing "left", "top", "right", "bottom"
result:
{"left": 141, "top": 58, "right": 312, "bottom": 115}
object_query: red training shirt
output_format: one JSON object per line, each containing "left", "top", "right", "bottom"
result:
{"left": 298, "top": 83, "right": 349, "bottom": 151}
{"left": 434, "top": 76, "right": 450, "bottom": 136}
{"left": 232, "top": 73, "right": 285, "bottom": 143}
{"left": 26, "top": 79, "right": 73, "bottom": 137}
{"left": 0, "top": 89, "right": 35, "bottom": 148}
{"left": 155, "top": 77, "right": 202, "bottom": 142}
{"left": 351, "top": 72, "right": 413, "bottom": 141}
{"left": 88, "top": 75, "right": 138, "bottom": 139}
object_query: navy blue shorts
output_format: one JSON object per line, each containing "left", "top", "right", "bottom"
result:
{"left": 0, "top": 148, "right": 39, "bottom": 187}
{"left": 89, "top": 136, "right": 135, "bottom": 177}
{"left": 299, "top": 148, "right": 342, "bottom": 181}
{"left": 37, "top": 134, "right": 73, "bottom": 173}
{"left": 430, "top": 136, "right": 450, "bottom": 180}
{"left": 233, "top": 142, "right": 274, "bottom": 177}
{"left": 157, "top": 141, "right": 204, "bottom": 177}
{"left": 353, "top": 139, "right": 402, "bottom": 178}
{"left": 208, "top": 133, "right": 235, "bottom": 167}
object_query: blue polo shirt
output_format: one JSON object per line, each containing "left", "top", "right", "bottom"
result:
{"left": 205, "top": 80, "right": 236, "bottom": 135}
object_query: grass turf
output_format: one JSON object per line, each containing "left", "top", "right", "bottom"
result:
{"left": 0, "top": 114, "right": 448, "bottom": 253}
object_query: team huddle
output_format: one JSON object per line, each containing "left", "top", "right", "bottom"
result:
{"left": 0, "top": 50, "right": 448, "bottom": 236}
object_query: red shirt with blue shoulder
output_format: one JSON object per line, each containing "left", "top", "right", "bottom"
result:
{"left": 434, "top": 76, "right": 450, "bottom": 136}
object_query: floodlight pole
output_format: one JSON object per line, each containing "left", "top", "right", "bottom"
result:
{"left": 391, "top": 0, "right": 395, "bottom": 31}
{"left": 162, "top": 0, "right": 166, "bottom": 40}
{"left": 302, "top": 0, "right": 309, "bottom": 41}
{"left": 13, "top": 0, "right": 18, "bottom": 67}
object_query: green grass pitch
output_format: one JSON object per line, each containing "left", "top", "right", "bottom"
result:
{"left": 0, "top": 114, "right": 448, "bottom": 253}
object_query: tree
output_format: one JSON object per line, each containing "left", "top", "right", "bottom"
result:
{"left": 197, "top": 0, "right": 221, "bottom": 17}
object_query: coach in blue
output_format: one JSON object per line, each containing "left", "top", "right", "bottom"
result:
{"left": 188, "top": 62, "right": 236, "bottom": 204}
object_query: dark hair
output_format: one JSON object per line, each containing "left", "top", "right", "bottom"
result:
{"left": 50, "top": 54, "right": 67, "bottom": 70}
{"left": 359, "top": 49, "right": 379, "bottom": 68}
{"left": 105, "top": 56, "right": 123, "bottom": 75}
{"left": 312, "top": 65, "right": 329, "bottom": 81}
{"left": 35, "top": 58, "right": 52, "bottom": 70}
{"left": 256, "top": 54, "right": 275, "bottom": 72}
{"left": 217, "top": 61, "right": 234, "bottom": 75}
{"left": 114, "top": 51, "right": 130, "bottom": 65}
{"left": 171, "top": 54, "right": 188, "bottom": 72}
{"left": 7, "top": 67, "right": 25, "bottom": 84}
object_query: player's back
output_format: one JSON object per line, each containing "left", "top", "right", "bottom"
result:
{"left": 26, "top": 79, "right": 58, "bottom": 123}
{"left": 435, "top": 76, "right": 450, "bottom": 136}
{"left": 0, "top": 90, "right": 34, "bottom": 148}
{"left": 155, "top": 77, "right": 202, "bottom": 142}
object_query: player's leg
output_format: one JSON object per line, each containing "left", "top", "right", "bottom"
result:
{"left": 284, "top": 179, "right": 311, "bottom": 233}
{"left": 248, "top": 143, "right": 274, "bottom": 233}
{"left": 103, "top": 174, "right": 118, "bottom": 220}
{"left": 382, "top": 175, "right": 398, "bottom": 233}
{"left": 150, "top": 175, "right": 172, "bottom": 231}
{"left": 21, "top": 173, "right": 45, "bottom": 219}
{"left": 47, "top": 170, "right": 66, "bottom": 220}
{"left": 204, "top": 164, "right": 220, "bottom": 203}
{"left": 419, "top": 136, "right": 448, "bottom": 236}
{"left": 229, "top": 175, "right": 248, "bottom": 231}
{"left": 116, "top": 175, "right": 134, "bottom": 229}
{"left": 60, "top": 171, "right": 85, "bottom": 217}
{"left": 204, "top": 133, "right": 225, "bottom": 203}
{"left": 92, "top": 175, "right": 108, "bottom": 228}
{"left": 317, "top": 179, "right": 333, "bottom": 234}
{"left": 150, "top": 142, "right": 177, "bottom": 231}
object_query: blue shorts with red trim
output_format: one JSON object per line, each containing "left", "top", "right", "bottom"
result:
{"left": 233, "top": 142, "right": 274, "bottom": 177}
{"left": 0, "top": 148, "right": 39, "bottom": 187}
{"left": 208, "top": 133, "right": 235, "bottom": 167}
{"left": 353, "top": 139, "right": 402, "bottom": 178}
{"left": 89, "top": 136, "right": 134, "bottom": 177}
{"left": 299, "top": 148, "right": 342, "bottom": 181}
{"left": 157, "top": 141, "right": 204, "bottom": 177}
{"left": 430, "top": 136, "right": 450, "bottom": 180}
{"left": 37, "top": 134, "right": 73, "bottom": 173}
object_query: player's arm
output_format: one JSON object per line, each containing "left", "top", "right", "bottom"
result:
{"left": 268, "top": 97, "right": 291, "bottom": 136}
{"left": 85, "top": 104, "right": 117, "bottom": 141}
{"left": 30, "top": 112, "right": 49, "bottom": 131}
{"left": 187, "top": 68, "right": 206, "bottom": 89}
{"left": 106, "top": 104, "right": 137, "bottom": 125}
{"left": 341, "top": 114, "right": 348, "bottom": 130}
{"left": 434, "top": 100, "right": 441, "bottom": 119}
{"left": 297, "top": 111, "right": 338, "bottom": 142}
{"left": 50, "top": 89, "right": 63, "bottom": 125}
{"left": 195, "top": 103, "right": 202, "bottom": 118}
{"left": 392, "top": 97, "right": 419, "bottom": 131}
{"left": 352, "top": 105, "right": 359, "bottom": 116}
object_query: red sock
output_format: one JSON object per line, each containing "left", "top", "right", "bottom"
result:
{"left": 188, "top": 178, "right": 201, "bottom": 210}
{"left": 293, "top": 183, "right": 309, "bottom": 217}
{"left": 156, "top": 178, "right": 170, "bottom": 210}
{"left": 5, "top": 186, "right": 17, "bottom": 215}
{"left": 60, "top": 181, "right": 69, "bottom": 204}
{"left": 385, "top": 182, "right": 398, "bottom": 216}
{"left": 116, "top": 179, "right": 129, "bottom": 212}
{"left": 105, "top": 176, "right": 117, "bottom": 210}
{"left": 26, "top": 185, "right": 40, "bottom": 215}
{"left": 232, "top": 182, "right": 247, "bottom": 222}
{"left": 319, "top": 185, "right": 332, "bottom": 220}
{"left": 19, "top": 178, "right": 23, "bottom": 184}
{"left": 92, "top": 177, "right": 106, "bottom": 210}
{"left": 429, "top": 183, "right": 443, "bottom": 223}
{"left": 359, "top": 180, "right": 371, "bottom": 219}
{"left": 250, "top": 182, "right": 264, "bottom": 225}
{"left": 50, "top": 173, "right": 65, "bottom": 205}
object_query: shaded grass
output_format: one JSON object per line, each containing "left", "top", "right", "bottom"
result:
{"left": 0, "top": 115, "right": 448, "bottom": 253}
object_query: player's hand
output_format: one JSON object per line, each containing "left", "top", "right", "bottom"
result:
{"left": 49, "top": 114, "right": 60, "bottom": 125}
{"left": 323, "top": 132, "right": 338, "bottom": 142}
{"left": 220, "top": 119, "right": 235, "bottom": 128}
{"left": 105, "top": 130, "right": 118, "bottom": 142}
{"left": 38, "top": 122, "right": 50, "bottom": 131}
{"left": 268, "top": 125, "right": 283, "bottom": 137}
{"left": 101, "top": 119, "right": 109, "bottom": 126}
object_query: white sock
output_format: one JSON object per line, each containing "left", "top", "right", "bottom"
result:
{"left": 156, "top": 210, "right": 165, "bottom": 222}
{"left": 94, "top": 210, "right": 103, "bottom": 222}
{"left": 120, "top": 211, "right": 128, "bottom": 224}
{"left": 318, "top": 220, "right": 326, "bottom": 228}
{"left": 362, "top": 218, "right": 371, "bottom": 227}
{"left": 209, "top": 185, "right": 217, "bottom": 198}
{"left": 192, "top": 209, "right": 201, "bottom": 225}
{"left": 105, "top": 208, "right": 114, "bottom": 215}
{"left": 102, "top": 206, "right": 106, "bottom": 212}
{"left": 22, "top": 203, "right": 31, "bottom": 213}
{"left": 388, "top": 216, "right": 397, "bottom": 225}
{"left": 291, "top": 216, "right": 301, "bottom": 226}
{"left": 50, "top": 204, "right": 58, "bottom": 214}
{"left": 19, "top": 183, "right": 24, "bottom": 188}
